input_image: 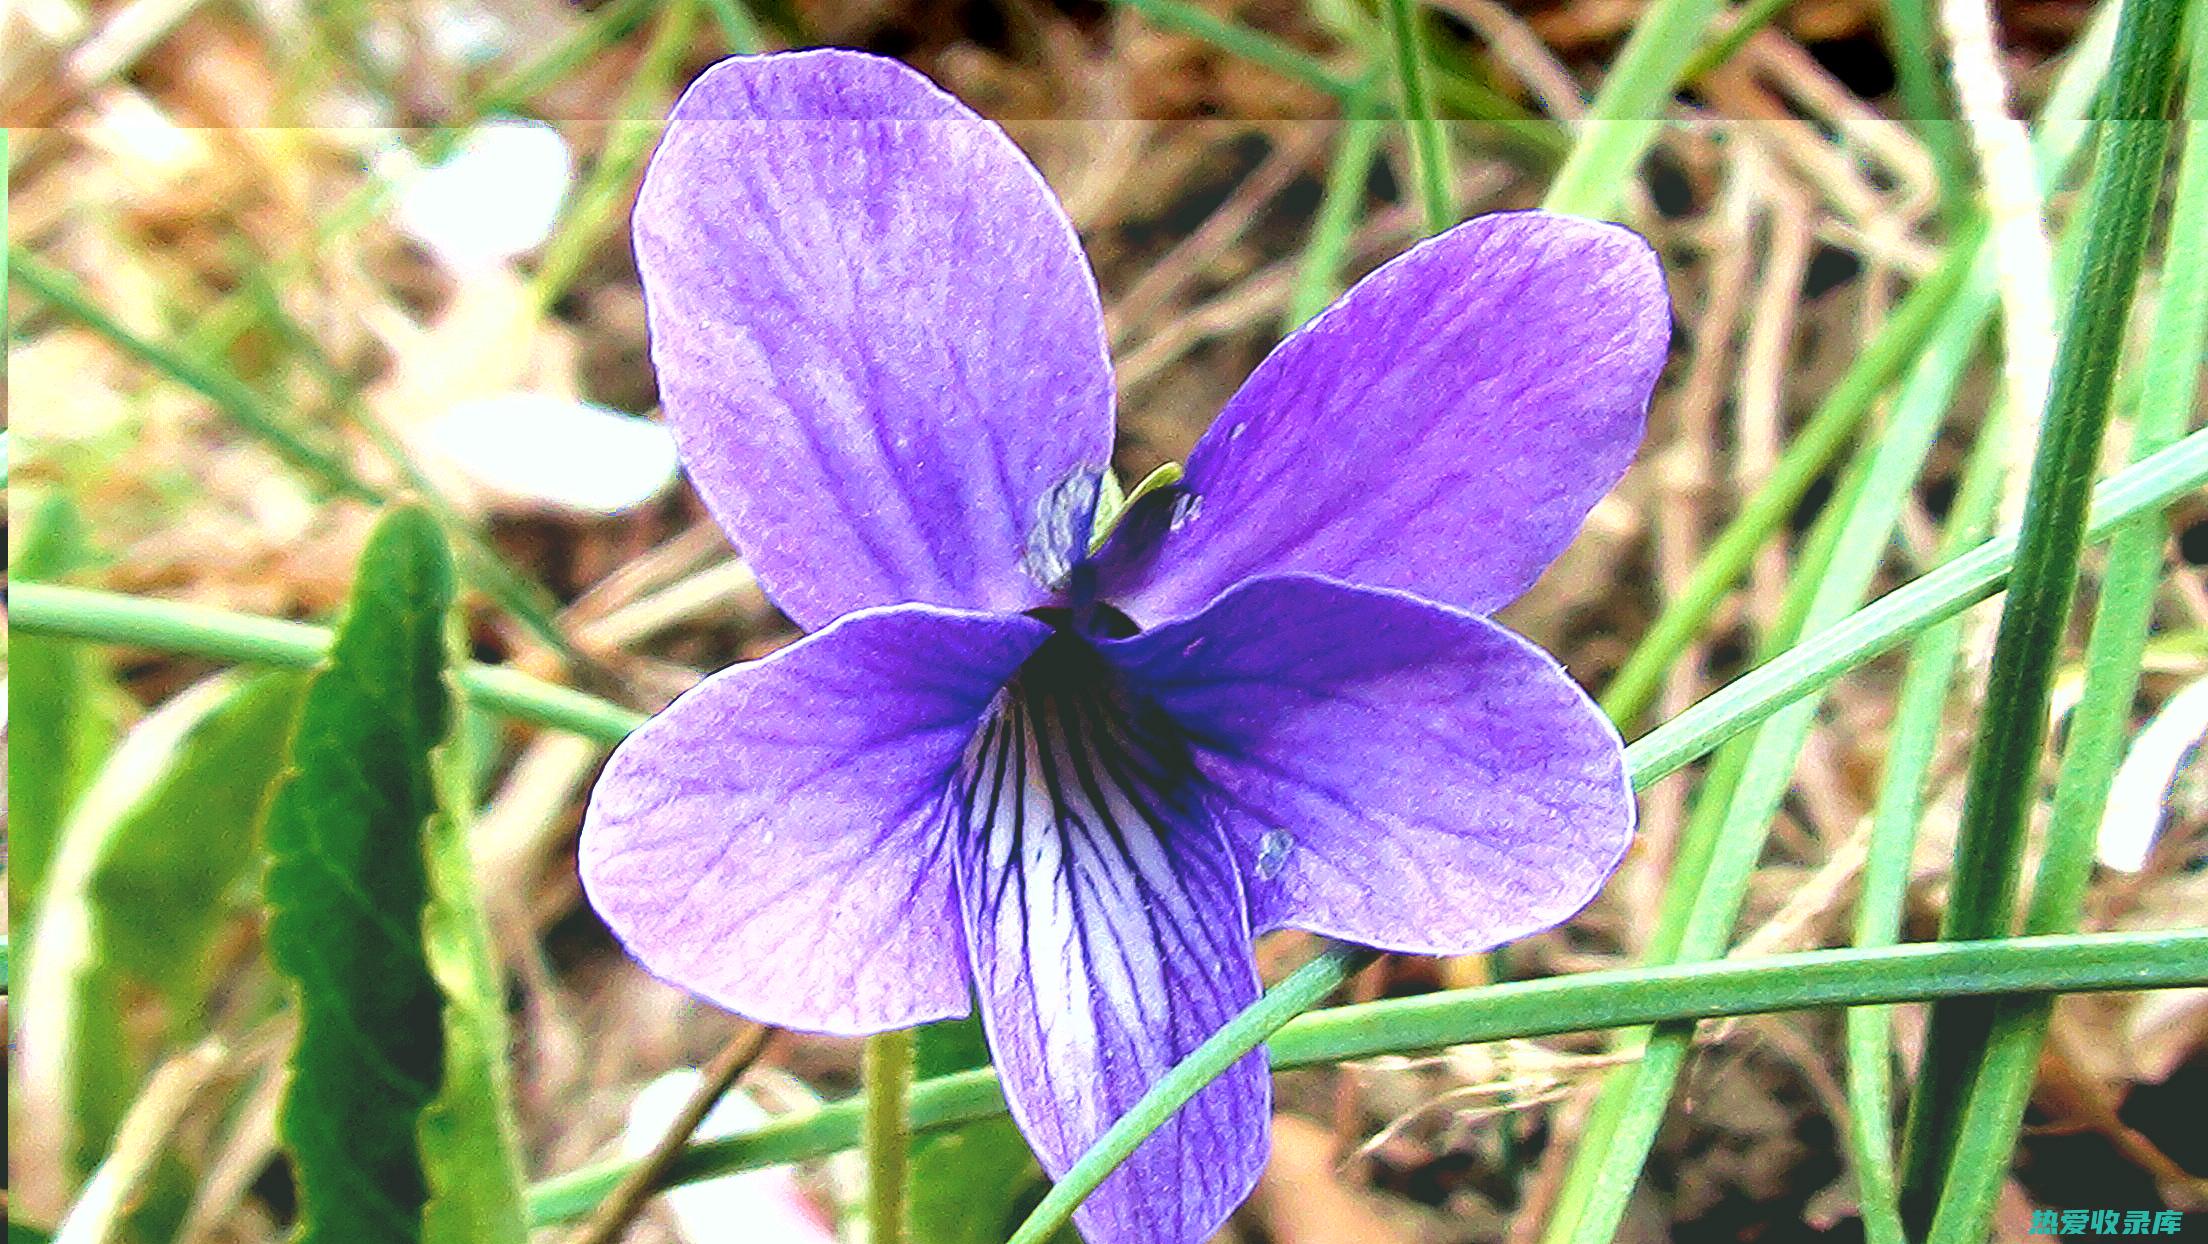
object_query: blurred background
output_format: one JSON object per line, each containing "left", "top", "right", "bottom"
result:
{"left": 6, "top": 0, "right": 2205, "bottom": 1241}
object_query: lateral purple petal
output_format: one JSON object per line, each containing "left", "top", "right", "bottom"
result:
{"left": 1105, "top": 574, "right": 1634, "bottom": 954}
{"left": 579, "top": 603, "right": 1049, "bottom": 1034}
{"left": 634, "top": 50, "right": 1117, "bottom": 629}
{"left": 952, "top": 640, "right": 1267, "bottom": 1244}
{"left": 1097, "top": 211, "right": 1668, "bottom": 624}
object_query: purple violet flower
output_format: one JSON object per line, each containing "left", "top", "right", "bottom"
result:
{"left": 581, "top": 48, "right": 1670, "bottom": 1244}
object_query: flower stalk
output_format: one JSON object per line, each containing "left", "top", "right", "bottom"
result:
{"left": 862, "top": 1029, "right": 915, "bottom": 1244}
{"left": 519, "top": 929, "right": 2208, "bottom": 1228}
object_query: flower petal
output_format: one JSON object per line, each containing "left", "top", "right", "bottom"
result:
{"left": 579, "top": 603, "right": 1050, "bottom": 1034}
{"left": 634, "top": 50, "right": 1117, "bottom": 629}
{"left": 953, "top": 635, "right": 1267, "bottom": 1244}
{"left": 1097, "top": 211, "right": 1668, "bottom": 624}
{"left": 1105, "top": 573, "right": 1634, "bottom": 954}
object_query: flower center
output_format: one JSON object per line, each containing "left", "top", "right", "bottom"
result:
{"left": 955, "top": 624, "right": 1201, "bottom": 914}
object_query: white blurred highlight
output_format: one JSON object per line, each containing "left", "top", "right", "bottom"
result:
{"left": 2097, "top": 674, "right": 2208, "bottom": 873}
{"left": 422, "top": 394, "right": 677, "bottom": 514}
{"left": 390, "top": 118, "right": 573, "bottom": 272}
{"left": 621, "top": 1070, "right": 838, "bottom": 1244}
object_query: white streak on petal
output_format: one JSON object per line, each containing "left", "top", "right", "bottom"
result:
{"left": 2098, "top": 674, "right": 2208, "bottom": 873}
{"left": 422, "top": 393, "right": 678, "bottom": 514}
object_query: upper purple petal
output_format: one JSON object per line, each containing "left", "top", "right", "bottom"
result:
{"left": 951, "top": 632, "right": 1268, "bottom": 1244}
{"left": 1095, "top": 211, "right": 1669, "bottom": 624}
{"left": 634, "top": 50, "right": 1116, "bottom": 630}
{"left": 578, "top": 602, "right": 1049, "bottom": 1034}
{"left": 1103, "top": 573, "right": 1634, "bottom": 954}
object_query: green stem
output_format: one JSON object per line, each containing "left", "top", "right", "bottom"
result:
{"left": 1380, "top": 0, "right": 1455, "bottom": 232}
{"left": 15, "top": 424, "right": 2207, "bottom": 777}
{"left": 863, "top": 1029, "right": 914, "bottom": 1244}
{"left": 522, "top": 930, "right": 2208, "bottom": 1227}
{"left": 1622, "top": 423, "right": 2208, "bottom": 786}
{"left": 1922, "top": 23, "right": 2208, "bottom": 1241}
{"left": 1897, "top": 0, "right": 2186, "bottom": 1216}
{"left": 7, "top": 584, "right": 644, "bottom": 744}
{"left": 1880, "top": 0, "right": 1973, "bottom": 226}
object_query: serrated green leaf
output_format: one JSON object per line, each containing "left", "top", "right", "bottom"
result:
{"left": 908, "top": 1017, "right": 1071, "bottom": 1244}
{"left": 8, "top": 486, "right": 135, "bottom": 944}
{"left": 18, "top": 669, "right": 303, "bottom": 1185}
{"left": 419, "top": 706, "right": 529, "bottom": 1244}
{"left": 265, "top": 506, "right": 455, "bottom": 1244}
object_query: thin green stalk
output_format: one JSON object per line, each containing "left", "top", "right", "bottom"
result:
{"left": 8, "top": 249, "right": 585, "bottom": 663}
{"left": 1556, "top": 242, "right": 2006, "bottom": 1244}
{"left": 15, "top": 424, "right": 2207, "bottom": 789}
{"left": 522, "top": 930, "right": 2208, "bottom": 1227}
{"left": 1006, "top": 947, "right": 1366, "bottom": 1244}
{"left": 1629, "top": 425, "right": 2208, "bottom": 798}
{"left": 1541, "top": 0, "right": 1728, "bottom": 218}
{"left": 1598, "top": 236, "right": 1978, "bottom": 724}
{"left": 1897, "top": 0, "right": 2186, "bottom": 1214}
{"left": 1678, "top": 0, "right": 1803, "bottom": 82}
{"left": 1114, "top": 0, "right": 1365, "bottom": 100}
{"left": 1880, "top": 0, "right": 1973, "bottom": 226}
{"left": 1380, "top": 0, "right": 1455, "bottom": 232}
{"left": 6, "top": 584, "right": 645, "bottom": 744}
{"left": 529, "top": 0, "right": 700, "bottom": 315}
{"left": 1924, "top": 38, "right": 2208, "bottom": 1243}
{"left": 1107, "top": 0, "right": 1556, "bottom": 150}
{"left": 1598, "top": 0, "right": 2120, "bottom": 727}
{"left": 9, "top": 251, "right": 360, "bottom": 499}
{"left": 1285, "top": 111, "right": 1385, "bottom": 331}
{"left": 863, "top": 1029, "right": 915, "bottom": 1244}
{"left": 1841, "top": 401, "right": 2020, "bottom": 1244}
{"left": 700, "top": 0, "right": 766, "bottom": 52}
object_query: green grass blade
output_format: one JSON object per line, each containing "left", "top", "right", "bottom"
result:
{"left": 1540, "top": 0, "right": 1727, "bottom": 218}
{"left": 1554, "top": 240, "right": 2008, "bottom": 1244}
{"left": 527, "top": 0, "right": 700, "bottom": 315}
{"left": 700, "top": 0, "right": 766, "bottom": 52}
{"left": 264, "top": 507, "right": 459, "bottom": 1244}
{"left": 1922, "top": 37, "right": 2208, "bottom": 1243}
{"left": 1285, "top": 111, "right": 1385, "bottom": 331}
{"left": 1896, "top": 0, "right": 2187, "bottom": 1213}
{"left": 1881, "top": 0, "right": 1973, "bottom": 225}
{"left": 1380, "top": 0, "right": 1455, "bottom": 232}
{"left": 9, "top": 251, "right": 360, "bottom": 499}
{"left": 9, "top": 249, "right": 585, "bottom": 664}
{"left": 1597, "top": 0, "right": 2119, "bottom": 726}
{"left": 522, "top": 931, "right": 2208, "bottom": 1227}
